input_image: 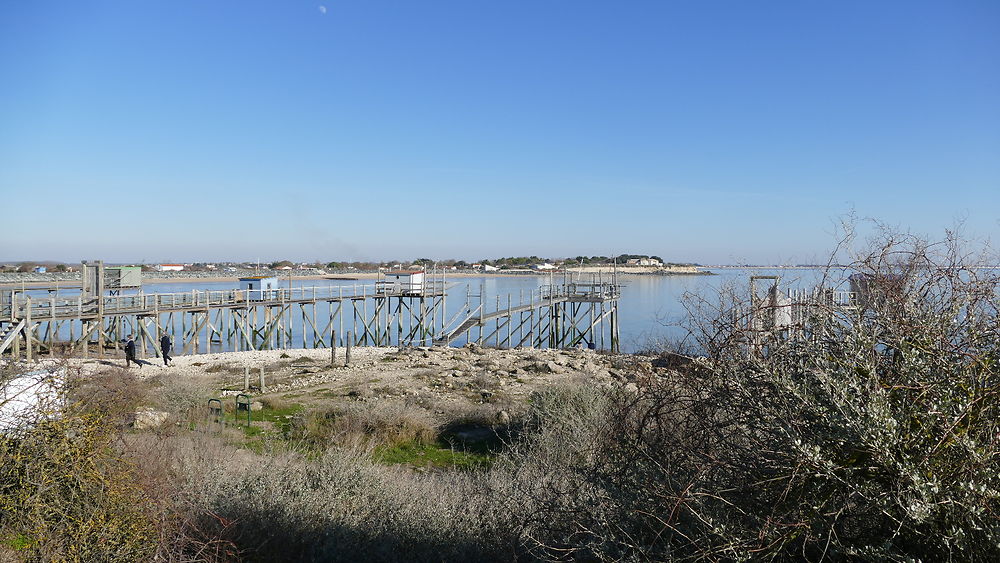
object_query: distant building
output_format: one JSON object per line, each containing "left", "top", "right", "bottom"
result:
{"left": 471, "top": 263, "right": 500, "bottom": 271}
{"left": 157, "top": 264, "right": 185, "bottom": 272}
{"left": 534, "top": 263, "right": 557, "bottom": 270}
{"left": 626, "top": 258, "right": 662, "bottom": 267}
{"left": 33, "top": 266, "right": 47, "bottom": 273}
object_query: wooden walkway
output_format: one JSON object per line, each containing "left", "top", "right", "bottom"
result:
{"left": 0, "top": 278, "right": 623, "bottom": 359}
{"left": 2, "top": 283, "right": 447, "bottom": 322}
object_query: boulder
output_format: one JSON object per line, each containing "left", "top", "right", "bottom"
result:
{"left": 132, "top": 409, "right": 170, "bottom": 430}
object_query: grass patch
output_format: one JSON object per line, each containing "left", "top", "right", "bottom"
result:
{"left": 1, "top": 533, "right": 34, "bottom": 551}
{"left": 217, "top": 400, "right": 304, "bottom": 439}
{"left": 375, "top": 441, "right": 494, "bottom": 470}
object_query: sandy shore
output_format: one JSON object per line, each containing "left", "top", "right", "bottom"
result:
{"left": 42, "top": 346, "right": 395, "bottom": 379}
{"left": 25, "top": 345, "right": 650, "bottom": 417}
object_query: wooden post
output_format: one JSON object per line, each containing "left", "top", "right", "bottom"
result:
{"left": 49, "top": 298, "right": 56, "bottom": 357}
{"left": 345, "top": 330, "right": 352, "bottom": 365}
{"left": 12, "top": 297, "right": 21, "bottom": 358}
{"left": 330, "top": 329, "right": 337, "bottom": 365}
{"left": 259, "top": 366, "right": 266, "bottom": 393}
{"left": 244, "top": 365, "right": 250, "bottom": 391}
{"left": 25, "top": 297, "right": 32, "bottom": 361}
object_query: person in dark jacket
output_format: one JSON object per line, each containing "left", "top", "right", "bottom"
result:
{"left": 123, "top": 334, "right": 139, "bottom": 368}
{"left": 160, "top": 332, "right": 172, "bottom": 366}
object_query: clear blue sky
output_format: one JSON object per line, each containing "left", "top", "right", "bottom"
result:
{"left": 1, "top": 1, "right": 997, "bottom": 264}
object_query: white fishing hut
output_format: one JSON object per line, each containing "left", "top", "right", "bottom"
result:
{"left": 240, "top": 276, "right": 279, "bottom": 301}
{"left": 380, "top": 271, "right": 424, "bottom": 296}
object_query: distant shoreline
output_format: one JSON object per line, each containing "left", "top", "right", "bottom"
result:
{"left": 0, "top": 267, "right": 715, "bottom": 289}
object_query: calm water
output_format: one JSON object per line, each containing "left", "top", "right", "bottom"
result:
{"left": 145, "top": 269, "right": 832, "bottom": 353}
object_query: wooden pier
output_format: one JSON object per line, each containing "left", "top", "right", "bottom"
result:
{"left": 0, "top": 270, "right": 621, "bottom": 361}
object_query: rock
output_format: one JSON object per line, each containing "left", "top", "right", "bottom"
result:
{"left": 546, "top": 361, "right": 566, "bottom": 374}
{"left": 132, "top": 409, "right": 170, "bottom": 430}
{"left": 652, "top": 352, "right": 695, "bottom": 369}
{"left": 496, "top": 410, "right": 511, "bottom": 425}
{"left": 480, "top": 390, "right": 493, "bottom": 401}
{"left": 611, "top": 357, "right": 633, "bottom": 369}
{"left": 250, "top": 401, "right": 264, "bottom": 411}
{"left": 476, "top": 358, "right": 500, "bottom": 370}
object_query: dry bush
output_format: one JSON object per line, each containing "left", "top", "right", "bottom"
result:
{"left": 0, "top": 414, "right": 159, "bottom": 561}
{"left": 67, "top": 367, "right": 149, "bottom": 427}
{"left": 172, "top": 442, "right": 521, "bottom": 561}
{"left": 0, "top": 362, "right": 232, "bottom": 562}
{"left": 290, "top": 401, "right": 437, "bottom": 449}
{"left": 441, "top": 402, "right": 518, "bottom": 429}
{"left": 142, "top": 374, "right": 217, "bottom": 435}
{"left": 260, "top": 395, "right": 294, "bottom": 411}
{"left": 515, "top": 225, "right": 1000, "bottom": 561}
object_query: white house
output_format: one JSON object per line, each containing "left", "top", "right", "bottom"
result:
{"left": 534, "top": 263, "right": 558, "bottom": 271}
{"left": 625, "top": 258, "right": 662, "bottom": 267}
{"left": 157, "top": 264, "right": 185, "bottom": 272}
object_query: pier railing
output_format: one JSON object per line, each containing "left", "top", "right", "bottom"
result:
{"left": 4, "top": 284, "right": 395, "bottom": 320}
{"left": 539, "top": 282, "right": 621, "bottom": 301}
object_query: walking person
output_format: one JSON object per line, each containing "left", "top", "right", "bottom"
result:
{"left": 123, "top": 334, "right": 140, "bottom": 368}
{"left": 160, "top": 332, "right": 173, "bottom": 366}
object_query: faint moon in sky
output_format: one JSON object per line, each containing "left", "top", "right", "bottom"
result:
{"left": 318, "top": 5, "right": 327, "bottom": 15}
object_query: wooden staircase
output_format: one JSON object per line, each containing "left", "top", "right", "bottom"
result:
{"left": 434, "top": 316, "right": 482, "bottom": 346}
{"left": 0, "top": 319, "right": 26, "bottom": 356}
